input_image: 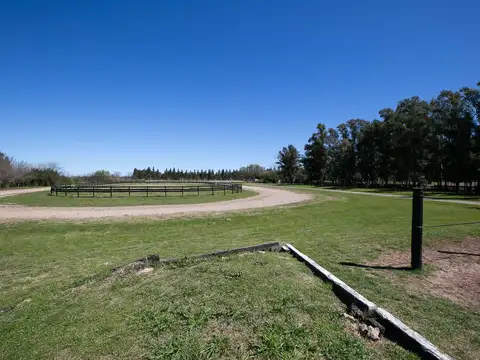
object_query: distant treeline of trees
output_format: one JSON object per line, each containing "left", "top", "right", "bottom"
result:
{"left": 0, "top": 152, "right": 72, "bottom": 188}
{"left": 276, "top": 81, "right": 480, "bottom": 192}
{"left": 132, "top": 165, "right": 279, "bottom": 183}
{"left": 0, "top": 156, "right": 129, "bottom": 188}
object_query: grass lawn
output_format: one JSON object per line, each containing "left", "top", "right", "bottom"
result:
{"left": 267, "top": 184, "right": 480, "bottom": 200}
{"left": 324, "top": 187, "right": 480, "bottom": 200}
{"left": 0, "top": 252, "right": 416, "bottom": 360}
{"left": 106, "top": 182, "right": 227, "bottom": 186}
{"left": 0, "top": 189, "right": 256, "bottom": 207}
{"left": 1, "top": 190, "right": 479, "bottom": 359}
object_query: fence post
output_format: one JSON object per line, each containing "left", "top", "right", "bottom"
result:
{"left": 65, "top": 186, "right": 67, "bottom": 197}
{"left": 182, "top": 186, "right": 184, "bottom": 197}
{"left": 224, "top": 185, "right": 226, "bottom": 195}
{"left": 232, "top": 184, "right": 234, "bottom": 194}
{"left": 110, "top": 186, "right": 113, "bottom": 198}
{"left": 55, "top": 186, "right": 58, "bottom": 196}
{"left": 411, "top": 188, "right": 424, "bottom": 270}
{"left": 93, "top": 187, "right": 95, "bottom": 197}
{"left": 77, "top": 187, "right": 79, "bottom": 197}
{"left": 146, "top": 186, "right": 149, "bottom": 198}
{"left": 129, "top": 186, "right": 131, "bottom": 197}
{"left": 211, "top": 185, "right": 214, "bottom": 196}
{"left": 164, "top": 186, "right": 167, "bottom": 197}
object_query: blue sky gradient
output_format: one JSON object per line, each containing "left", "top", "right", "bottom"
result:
{"left": 1, "top": 0, "right": 479, "bottom": 174}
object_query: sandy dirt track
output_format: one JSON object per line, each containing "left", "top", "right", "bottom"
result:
{"left": 0, "top": 187, "right": 51, "bottom": 198}
{"left": 0, "top": 186, "right": 312, "bottom": 222}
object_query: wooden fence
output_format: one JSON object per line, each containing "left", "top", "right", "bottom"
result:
{"left": 50, "top": 183, "right": 242, "bottom": 197}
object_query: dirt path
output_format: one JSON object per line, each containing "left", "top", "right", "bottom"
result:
{"left": 0, "top": 187, "right": 51, "bottom": 198}
{"left": 0, "top": 186, "right": 312, "bottom": 222}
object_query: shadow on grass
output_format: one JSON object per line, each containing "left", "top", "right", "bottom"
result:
{"left": 437, "top": 250, "right": 480, "bottom": 257}
{"left": 339, "top": 261, "right": 411, "bottom": 271}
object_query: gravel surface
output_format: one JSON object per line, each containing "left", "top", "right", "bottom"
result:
{"left": 0, "top": 186, "right": 312, "bottom": 222}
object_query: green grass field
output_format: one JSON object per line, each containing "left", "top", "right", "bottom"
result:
{"left": 324, "top": 187, "right": 480, "bottom": 200}
{"left": 106, "top": 182, "right": 228, "bottom": 186}
{"left": 1, "top": 190, "right": 479, "bottom": 359}
{"left": 0, "top": 189, "right": 255, "bottom": 207}
{"left": 0, "top": 252, "right": 417, "bottom": 360}
{"left": 267, "top": 184, "right": 480, "bottom": 200}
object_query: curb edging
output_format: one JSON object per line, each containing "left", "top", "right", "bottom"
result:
{"left": 112, "top": 242, "right": 281, "bottom": 273}
{"left": 285, "top": 244, "right": 453, "bottom": 360}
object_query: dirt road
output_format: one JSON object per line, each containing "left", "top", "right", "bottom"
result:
{"left": 0, "top": 186, "right": 312, "bottom": 222}
{"left": 0, "top": 187, "right": 51, "bottom": 198}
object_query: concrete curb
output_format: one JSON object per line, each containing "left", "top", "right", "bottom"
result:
{"left": 285, "top": 244, "right": 453, "bottom": 360}
{"left": 113, "top": 241, "right": 281, "bottom": 272}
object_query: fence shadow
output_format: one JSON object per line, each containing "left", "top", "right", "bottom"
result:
{"left": 339, "top": 261, "right": 411, "bottom": 271}
{"left": 437, "top": 250, "right": 480, "bottom": 257}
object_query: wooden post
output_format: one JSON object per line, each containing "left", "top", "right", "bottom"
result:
{"left": 164, "top": 186, "right": 167, "bottom": 197}
{"left": 110, "top": 186, "right": 113, "bottom": 198}
{"left": 232, "top": 184, "right": 234, "bottom": 194}
{"left": 77, "top": 187, "right": 79, "bottom": 197}
{"left": 128, "top": 186, "right": 131, "bottom": 197}
{"left": 146, "top": 186, "right": 149, "bottom": 197}
{"left": 224, "top": 185, "right": 226, "bottom": 195}
{"left": 211, "top": 185, "right": 214, "bottom": 195}
{"left": 182, "top": 186, "right": 184, "bottom": 196}
{"left": 93, "top": 187, "right": 95, "bottom": 197}
{"left": 411, "top": 188, "right": 424, "bottom": 270}
{"left": 56, "top": 186, "right": 58, "bottom": 196}
{"left": 65, "top": 186, "right": 67, "bottom": 197}
{"left": 197, "top": 186, "right": 199, "bottom": 195}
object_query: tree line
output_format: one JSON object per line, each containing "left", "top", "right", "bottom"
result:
{"left": 277, "top": 81, "right": 480, "bottom": 192}
{"left": 133, "top": 165, "right": 279, "bottom": 182}
{"left": 0, "top": 152, "right": 71, "bottom": 188}
{"left": 5, "top": 80, "right": 477, "bottom": 191}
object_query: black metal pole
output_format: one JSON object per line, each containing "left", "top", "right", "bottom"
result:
{"left": 411, "top": 188, "right": 424, "bottom": 270}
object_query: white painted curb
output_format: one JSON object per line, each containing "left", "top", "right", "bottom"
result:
{"left": 285, "top": 244, "right": 453, "bottom": 360}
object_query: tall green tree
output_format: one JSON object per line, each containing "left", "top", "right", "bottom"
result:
{"left": 276, "top": 145, "right": 301, "bottom": 184}
{"left": 392, "top": 96, "right": 432, "bottom": 185}
{"left": 303, "top": 123, "right": 327, "bottom": 184}
{"left": 460, "top": 82, "right": 480, "bottom": 191}
{"left": 431, "top": 90, "right": 475, "bottom": 192}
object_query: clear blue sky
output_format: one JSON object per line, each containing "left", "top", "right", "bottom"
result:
{"left": 1, "top": 0, "right": 479, "bottom": 175}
